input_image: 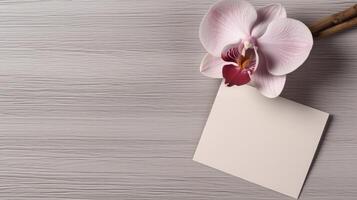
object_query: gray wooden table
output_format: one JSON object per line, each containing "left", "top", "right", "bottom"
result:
{"left": 0, "top": 0, "right": 356, "bottom": 199}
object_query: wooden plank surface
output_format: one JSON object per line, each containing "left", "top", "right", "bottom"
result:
{"left": 0, "top": 0, "right": 356, "bottom": 199}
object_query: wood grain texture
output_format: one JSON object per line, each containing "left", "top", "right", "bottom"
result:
{"left": 0, "top": 0, "right": 356, "bottom": 199}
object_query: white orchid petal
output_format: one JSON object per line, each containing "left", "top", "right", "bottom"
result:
{"left": 199, "top": 0, "right": 257, "bottom": 56}
{"left": 252, "top": 52, "right": 286, "bottom": 98}
{"left": 252, "top": 4, "right": 287, "bottom": 38}
{"left": 200, "top": 53, "right": 228, "bottom": 78}
{"left": 257, "top": 18, "right": 313, "bottom": 75}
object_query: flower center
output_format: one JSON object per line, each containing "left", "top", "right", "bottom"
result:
{"left": 236, "top": 54, "right": 252, "bottom": 69}
{"left": 236, "top": 42, "right": 255, "bottom": 70}
{"left": 221, "top": 40, "right": 257, "bottom": 72}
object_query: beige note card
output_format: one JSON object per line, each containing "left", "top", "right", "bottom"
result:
{"left": 193, "top": 82, "right": 329, "bottom": 199}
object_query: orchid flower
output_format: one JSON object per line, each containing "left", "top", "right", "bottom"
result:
{"left": 199, "top": 0, "right": 313, "bottom": 98}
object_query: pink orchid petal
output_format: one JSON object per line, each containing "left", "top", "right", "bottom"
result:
{"left": 251, "top": 4, "right": 287, "bottom": 38}
{"left": 200, "top": 53, "right": 228, "bottom": 78}
{"left": 223, "top": 64, "right": 251, "bottom": 86}
{"left": 252, "top": 52, "right": 286, "bottom": 98}
{"left": 257, "top": 18, "right": 313, "bottom": 76}
{"left": 199, "top": 0, "right": 257, "bottom": 57}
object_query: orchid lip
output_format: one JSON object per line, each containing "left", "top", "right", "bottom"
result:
{"left": 221, "top": 40, "right": 258, "bottom": 87}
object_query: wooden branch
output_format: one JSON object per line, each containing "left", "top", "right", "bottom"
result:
{"left": 310, "top": 4, "right": 357, "bottom": 36}
{"left": 314, "top": 16, "right": 357, "bottom": 38}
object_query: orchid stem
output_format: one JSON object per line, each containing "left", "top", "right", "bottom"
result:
{"left": 309, "top": 4, "right": 357, "bottom": 38}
